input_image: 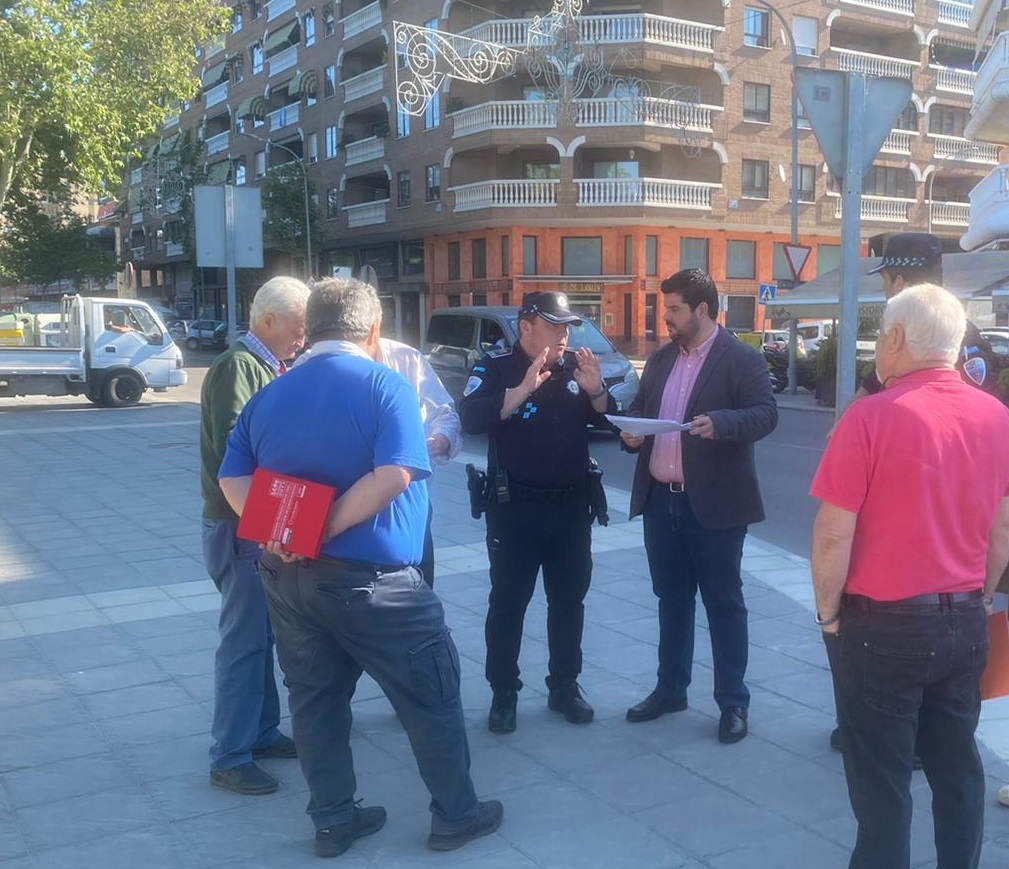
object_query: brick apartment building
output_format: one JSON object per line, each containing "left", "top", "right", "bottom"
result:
{"left": 122, "top": 0, "right": 989, "bottom": 346}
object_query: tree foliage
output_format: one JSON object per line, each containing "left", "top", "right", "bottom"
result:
{"left": 261, "top": 162, "right": 325, "bottom": 273}
{"left": 0, "top": 0, "right": 230, "bottom": 216}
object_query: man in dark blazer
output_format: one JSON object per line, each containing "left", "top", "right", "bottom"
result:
{"left": 621, "top": 268, "right": 777, "bottom": 743}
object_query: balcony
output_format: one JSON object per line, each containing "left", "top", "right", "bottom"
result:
{"left": 131, "top": 212, "right": 143, "bottom": 225}
{"left": 965, "top": 32, "right": 1009, "bottom": 144}
{"left": 268, "top": 44, "right": 298, "bottom": 77}
{"left": 164, "top": 242, "right": 185, "bottom": 257}
{"left": 268, "top": 103, "right": 299, "bottom": 131}
{"left": 344, "top": 199, "right": 389, "bottom": 227}
{"left": 833, "top": 194, "right": 913, "bottom": 222}
{"left": 840, "top": 0, "right": 913, "bottom": 14}
{"left": 342, "top": 1, "right": 381, "bottom": 41}
{"left": 344, "top": 136, "right": 385, "bottom": 167}
{"left": 205, "top": 82, "right": 229, "bottom": 109}
{"left": 936, "top": 0, "right": 974, "bottom": 27}
{"left": 451, "top": 179, "right": 558, "bottom": 212}
{"left": 880, "top": 129, "right": 915, "bottom": 155}
{"left": 576, "top": 178, "right": 719, "bottom": 210}
{"left": 932, "top": 65, "right": 978, "bottom": 96}
{"left": 929, "top": 201, "right": 971, "bottom": 226}
{"left": 961, "top": 165, "right": 1009, "bottom": 250}
{"left": 130, "top": 246, "right": 146, "bottom": 260}
{"left": 832, "top": 48, "right": 919, "bottom": 79}
{"left": 343, "top": 65, "right": 386, "bottom": 102}
{"left": 266, "top": 0, "right": 295, "bottom": 21}
{"left": 930, "top": 135, "right": 1000, "bottom": 163}
{"left": 459, "top": 13, "right": 723, "bottom": 54}
{"left": 452, "top": 97, "right": 720, "bottom": 137}
{"left": 206, "top": 131, "right": 230, "bottom": 155}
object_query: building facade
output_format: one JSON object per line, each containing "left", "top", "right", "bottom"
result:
{"left": 123, "top": 0, "right": 989, "bottom": 345}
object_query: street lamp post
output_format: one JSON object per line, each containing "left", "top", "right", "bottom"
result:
{"left": 239, "top": 130, "right": 313, "bottom": 279}
{"left": 926, "top": 144, "right": 983, "bottom": 235}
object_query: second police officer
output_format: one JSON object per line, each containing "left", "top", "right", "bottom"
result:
{"left": 459, "top": 292, "right": 615, "bottom": 734}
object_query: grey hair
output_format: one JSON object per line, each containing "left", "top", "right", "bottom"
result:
{"left": 249, "top": 276, "right": 311, "bottom": 329}
{"left": 881, "top": 283, "right": 965, "bottom": 366}
{"left": 306, "top": 277, "right": 382, "bottom": 341}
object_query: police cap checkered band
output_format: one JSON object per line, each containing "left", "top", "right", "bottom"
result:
{"left": 518, "top": 292, "right": 582, "bottom": 325}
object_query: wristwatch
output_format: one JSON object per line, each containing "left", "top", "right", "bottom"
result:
{"left": 814, "top": 611, "right": 840, "bottom": 627}
{"left": 588, "top": 385, "right": 607, "bottom": 400}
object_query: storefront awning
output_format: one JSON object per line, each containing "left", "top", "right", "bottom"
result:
{"left": 263, "top": 19, "right": 299, "bottom": 55}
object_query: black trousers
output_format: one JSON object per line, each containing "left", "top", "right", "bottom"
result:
{"left": 484, "top": 493, "right": 592, "bottom": 693}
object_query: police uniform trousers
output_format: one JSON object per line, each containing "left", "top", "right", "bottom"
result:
{"left": 257, "top": 553, "right": 480, "bottom": 835}
{"left": 484, "top": 488, "right": 592, "bottom": 693}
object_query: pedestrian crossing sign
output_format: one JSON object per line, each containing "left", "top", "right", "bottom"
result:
{"left": 758, "top": 284, "right": 777, "bottom": 304}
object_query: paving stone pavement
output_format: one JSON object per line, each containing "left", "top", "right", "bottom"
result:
{"left": 2, "top": 400, "right": 1009, "bottom": 868}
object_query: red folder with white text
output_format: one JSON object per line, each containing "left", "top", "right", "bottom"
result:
{"left": 236, "top": 468, "right": 335, "bottom": 560}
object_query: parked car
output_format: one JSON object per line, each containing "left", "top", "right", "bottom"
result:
{"left": 982, "top": 329, "right": 1009, "bottom": 356}
{"left": 184, "top": 319, "right": 226, "bottom": 350}
{"left": 424, "top": 306, "right": 639, "bottom": 412}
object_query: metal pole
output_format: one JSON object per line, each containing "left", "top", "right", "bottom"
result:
{"left": 225, "top": 184, "right": 238, "bottom": 348}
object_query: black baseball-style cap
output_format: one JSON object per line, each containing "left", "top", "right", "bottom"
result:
{"left": 867, "top": 233, "right": 943, "bottom": 275}
{"left": 518, "top": 292, "right": 582, "bottom": 325}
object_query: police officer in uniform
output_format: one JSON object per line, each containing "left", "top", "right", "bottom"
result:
{"left": 459, "top": 292, "right": 615, "bottom": 734}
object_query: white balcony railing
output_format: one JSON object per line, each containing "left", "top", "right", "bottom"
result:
{"left": 268, "top": 44, "right": 298, "bottom": 77}
{"left": 576, "top": 177, "right": 720, "bottom": 209}
{"left": 929, "top": 201, "right": 971, "bottom": 226}
{"left": 930, "top": 135, "right": 1000, "bottom": 163}
{"left": 268, "top": 102, "right": 299, "bottom": 131}
{"left": 834, "top": 194, "right": 913, "bottom": 222}
{"left": 936, "top": 0, "right": 973, "bottom": 27}
{"left": 206, "top": 131, "right": 230, "bottom": 155}
{"left": 163, "top": 113, "right": 180, "bottom": 129}
{"left": 130, "top": 246, "right": 146, "bottom": 260}
{"left": 962, "top": 165, "right": 1009, "bottom": 250}
{"left": 451, "top": 179, "right": 559, "bottom": 212}
{"left": 344, "top": 136, "right": 385, "bottom": 166}
{"left": 343, "top": 65, "right": 386, "bottom": 102}
{"left": 343, "top": 198, "right": 389, "bottom": 227}
{"left": 342, "top": 1, "right": 381, "bottom": 40}
{"left": 933, "top": 65, "right": 978, "bottom": 95}
{"left": 839, "top": 0, "right": 913, "bottom": 15}
{"left": 131, "top": 212, "right": 143, "bottom": 225}
{"left": 205, "top": 82, "right": 229, "bottom": 108}
{"left": 453, "top": 97, "right": 720, "bottom": 137}
{"left": 881, "top": 129, "right": 915, "bottom": 154}
{"left": 460, "top": 13, "right": 722, "bottom": 53}
{"left": 833, "top": 47, "right": 919, "bottom": 79}
{"left": 266, "top": 0, "right": 295, "bottom": 22}
{"left": 164, "top": 241, "right": 185, "bottom": 257}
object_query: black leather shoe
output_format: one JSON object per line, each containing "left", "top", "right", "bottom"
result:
{"left": 488, "top": 690, "right": 517, "bottom": 733}
{"left": 626, "top": 690, "right": 688, "bottom": 723}
{"left": 428, "top": 799, "right": 504, "bottom": 851}
{"left": 547, "top": 682, "right": 594, "bottom": 724}
{"left": 718, "top": 707, "right": 748, "bottom": 744}
{"left": 252, "top": 733, "right": 298, "bottom": 759}
{"left": 315, "top": 805, "right": 387, "bottom": 858}
{"left": 209, "top": 761, "right": 278, "bottom": 795}
{"left": 829, "top": 726, "right": 841, "bottom": 752}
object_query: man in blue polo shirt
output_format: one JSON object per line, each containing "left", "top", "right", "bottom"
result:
{"left": 218, "top": 278, "right": 502, "bottom": 859}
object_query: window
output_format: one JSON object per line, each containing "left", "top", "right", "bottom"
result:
{"left": 472, "top": 238, "right": 487, "bottom": 278}
{"left": 398, "top": 171, "right": 411, "bottom": 206}
{"left": 743, "top": 7, "right": 770, "bottom": 48}
{"left": 425, "top": 164, "right": 440, "bottom": 201}
{"left": 725, "top": 296, "right": 756, "bottom": 332}
{"left": 726, "top": 240, "right": 756, "bottom": 279}
{"left": 524, "top": 162, "right": 560, "bottom": 179}
{"left": 562, "top": 237, "right": 602, "bottom": 276}
{"left": 680, "top": 237, "right": 708, "bottom": 271}
{"left": 742, "top": 159, "right": 769, "bottom": 198}
{"left": 592, "top": 161, "right": 638, "bottom": 179}
{"left": 817, "top": 244, "right": 841, "bottom": 276}
{"left": 863, "top": 165, "right": 913, "bottom": 198}
{"left": 895, "top": 101, "right": 918, "bottom": 132}
{"left": 252, "top": 43, "right": 263, "bottom": 75}
{"left": 306, "top": 132, "right": 317, "bottom": 164}
{"left": 797, "top": 164, "right": 815, "bottom": 202}
{"left": 324, "top": 64, "right": 337, "bottom": 98}
{"left": 401, "top": 241, "right": 424, "bottom": 275}
{"left": 792, "top": 15, "right": 817, "bottom": 56}
{"left": 624, "top": 235, "right": 634, "bottom": 274}
{"left": 325, "top": 125, "right": 338, "bottom": 159}
{"left": 743, "top": 82, "right": 771, "bottom": 123}
{"left": 249, "top": 0, "right": 260, "bottom": 18}
{"left": 796, "top": 97, "right": 810, "bottom": 130}
{"left": 397, "top": 104, "right": 410, "bottom": 138}
{"left": 448, "top": 242, "right": 460, "bottom": 280}
{"left": 304, "top": 10, "right": 315, "bottom": 46}
{"left": 426, "top": 313, "right": 472, "bottom": 347}
{"left": 326, "top": 187, "right": 339, "bottom": 219}
{"left": 425, "top": 92, "right": 441, "bottom": 130}
{"left": 232, "top": 7, "right": 243, "bottom": 32}
{"left": 929, "top": 105, "right": 968, "bottom": 137}
{"left": 501, "top": 236, "right": 510, "bottom": 276}
{"left": 645, "top": 235, "right": 658, "bottom": 276}
{"left": 523, "top": 235, "right": 537, "bottom": 275}
{"left": 473, "top": 294, "right": 488, "bottom": 307}
{"left": 255, "top": 150, "right": 266, "bottom": 178}
{"left": 233, "top": 60, "right": 244, "bottom": 84}
{"left": 130, "top": 167, "right": 142, "bottom": 184}
{"left": 322, "top": 4, "right": 335, "bottom": 36}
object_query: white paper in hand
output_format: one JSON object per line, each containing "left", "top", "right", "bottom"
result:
{"left": 605, "top": 415, "right": 693, "bottom": 436}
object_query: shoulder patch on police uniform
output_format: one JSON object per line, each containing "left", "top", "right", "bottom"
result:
{"left": 963, "top": 356, "right": 987, "bottom": 387}
{"left": 463, "top": 376, "right": 483, "bottom": 397}
{"left": 487, "top": 347, "right": 512, "bottom": 358}
{"left": 566, "top": 380, "right": 580, "bottom": 395}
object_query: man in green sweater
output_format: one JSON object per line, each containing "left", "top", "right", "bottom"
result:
{"left": 200, "top": 275, "right": 311, "bottom": 795}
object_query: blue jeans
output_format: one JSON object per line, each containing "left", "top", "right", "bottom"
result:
{"left": 825, "top": 594, "right": 988, "bottom": 869}
{"left": 642, "top": 486, "right": 749, "bottom": 710}
{"left": 257, "top": 554, "right": 480, "bottom": 834}
{"left": 202, "top": 519, "right": 282, "bottom": 771}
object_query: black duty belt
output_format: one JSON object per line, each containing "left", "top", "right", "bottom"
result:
{"left": 842, "top": 589, "right": 983, "bottom": 611}
{"left": 299, "top": 555, "right": 408, "bottom": 575}
{"left": 653, "top": 480, "right": 686, "bottom": 493}
{"left": 508, "top": 481, "right": 586, "bottom": 504}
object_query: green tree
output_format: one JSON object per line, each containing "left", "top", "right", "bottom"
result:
{"left": 261, "top": 162, "right": 324, "bottom": 275}
{"left": 0, "top": 0, "right": 230, "bottom": 216}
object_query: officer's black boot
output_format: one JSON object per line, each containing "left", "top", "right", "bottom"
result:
{"left": 547, "top": 682, "right": 594, "bottom": 725}
{"left": 488, "top": 690, "right": 517, "bottom": 733}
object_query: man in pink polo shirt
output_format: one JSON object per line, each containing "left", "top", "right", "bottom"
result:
{"left": 621, "top": 268, "right": 777, "bottom": 744}
{"left": 811, "top": 283, "right": 1009, "bottom": 869}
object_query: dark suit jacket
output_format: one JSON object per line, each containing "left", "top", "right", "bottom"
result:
{"left": 626, "top": 327, "right": 778, "bottom": 529}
